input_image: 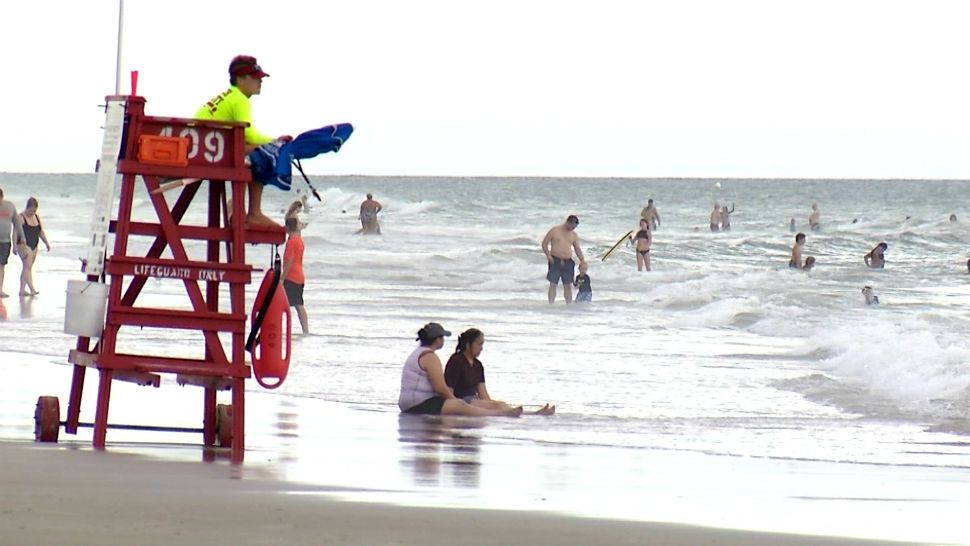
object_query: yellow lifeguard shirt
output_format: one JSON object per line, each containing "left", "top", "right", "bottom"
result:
{"left": 195, "top": 85, "right": 273, "bottom": 146}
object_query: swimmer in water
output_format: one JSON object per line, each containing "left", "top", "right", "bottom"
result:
{"left": 862, "top": 286, "right": 879, "bottom": 305}
{"left": 789, "top": 232, "right": 806, "bottom": 269}
{"left": 864, "top": 242, "right": 888, "bottom": 269}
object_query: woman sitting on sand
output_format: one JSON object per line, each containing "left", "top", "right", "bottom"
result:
{"left": 444, "top": 328, "right": 555, "bottom": 415}
{"left": 399, "top": 323, "right": 523, "bottom": 417}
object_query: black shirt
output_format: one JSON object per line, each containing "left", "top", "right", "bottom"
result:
{"left": 444, "top": 352, "right": 486, "bottom": 399}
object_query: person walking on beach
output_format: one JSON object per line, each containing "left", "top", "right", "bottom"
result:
{"left": 196, "top": 55, "right": 291, "bottom": 228}
{"left": 0, "top": 187, "right": 25, "bottom": 299}
{"left": 808, "top": 203, "right": 821, "bottom": 231}
{"left": 444, "top": 328, "right": 555, "bottom": 415}
{"left": 541, "top": 214, "right": 586, "bottom": 304}
{"left": 864, "top": 242, "right": 888, "bottom": 269}
{"left": 709, "top": 203, "right": 721, "bottom": 231}
{"left": 281, "top": 217, "right": 309, "bottom": 334}
{"left": 632, "top": 218, "right": 652, "bottom": 272}
{"left": 399, "top": 323, "right": 523, "bottom": 417}
{"left": 356, "top": 193, "right": 382, "bottom": 235}
{"left": 15, "top": 197, "right": 50, "bottom": 297}
{"left": 789, "top": 232, "right": 806, "bottom": 269}
{"left": 640, "top": 198, "right": 660, "bottom": 230}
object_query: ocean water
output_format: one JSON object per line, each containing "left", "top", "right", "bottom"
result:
{"left": 2, "top": 173, "right": 970, "bottom": 469}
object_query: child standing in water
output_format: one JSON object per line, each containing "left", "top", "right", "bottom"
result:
{"left": 573, "top": 261, "right": 592, "bottom": 302}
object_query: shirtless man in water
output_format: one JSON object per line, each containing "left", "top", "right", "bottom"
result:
{"left": 640, "top": 198, "right": 660, "bottom": 230}
{"left": 541, "top": 215, "right": 586, "bottom": 304}
{"left": 357, "top": 193, "right": 383, "bottom": 235}
{"left": 709, "top": 202, "right": 721, "bottom": 231}
{"left": 808, "top": 203, "right": 821, "bottom": 231}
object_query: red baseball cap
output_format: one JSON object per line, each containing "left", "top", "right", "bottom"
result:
{"left": 229, "top": 55, "right": 269, "bottom": 79}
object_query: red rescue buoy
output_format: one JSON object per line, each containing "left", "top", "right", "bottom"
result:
{"left": 248, "top": 268, "right": 291, "bottom": 389}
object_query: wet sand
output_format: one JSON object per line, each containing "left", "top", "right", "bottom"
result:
{"left": 0, "top": 441, "right": 925, "bottom": 546}
{"left": 0, "top": 350, "right": 964, "bottom": 545}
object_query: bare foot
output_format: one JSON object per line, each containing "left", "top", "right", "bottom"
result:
{"left": 504, "top": 406, "right": 524, "bottom": 417}
{"left": 244, "top": 212, "right": 283, "bottom": 230}
{"left": 31, "top": 290, "right": 40, "bottom": 296}
{"left": 535, "top": 404, "right": 556, "bottom": 416}
{"left": 0, "top": 292, "right": 8, "bottom": 298}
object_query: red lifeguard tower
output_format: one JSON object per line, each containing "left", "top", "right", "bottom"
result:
{"left": 34, "top": 94, "right": 286, "bottom": 463}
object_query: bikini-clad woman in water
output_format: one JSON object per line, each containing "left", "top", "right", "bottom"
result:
{"left": 631, "top": 218, "right": 652, "bottom": 272}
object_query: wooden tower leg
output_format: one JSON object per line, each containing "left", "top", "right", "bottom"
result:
{"left": 65, "top": 365, "right": 86, "bottom": 434}
{"left": 93, "top": 369, "right": 114, "bottom": 449}
{"left": 231, "top": 378, "right": 245, "bottom": 464}
{"left": 203, "top": 388, "right": 217, "bottom": 446}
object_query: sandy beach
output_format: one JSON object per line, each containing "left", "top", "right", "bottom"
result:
{"left": 0, "top": 440, "right": 926, "bottom": 546}
{"left": 0, "top": 350, "right": 962, "bottom": 545}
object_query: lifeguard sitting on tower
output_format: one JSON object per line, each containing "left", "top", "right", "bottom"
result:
{"left": 196, "top": 55, "right": 291, "bottom": 228}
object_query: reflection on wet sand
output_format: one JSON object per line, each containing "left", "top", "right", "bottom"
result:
{"left": 274, "top": 400, "right": 300, "bottom": 465}
{"left": 18, "top": 295, "right": 33, "bottom": 319}
{"left": 398, "top": 414, "right": 484, "bottom": 489}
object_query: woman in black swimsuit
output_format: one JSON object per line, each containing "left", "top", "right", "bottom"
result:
{"left": 632, "top": 218, "right": 652, "bottom": 272}
{"left": 16, "top": 197, "right": 50, "bottom": 296}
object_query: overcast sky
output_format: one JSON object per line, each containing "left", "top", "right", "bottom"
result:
{"left": 4, "top": 0, "right": 970, "bottom": 178}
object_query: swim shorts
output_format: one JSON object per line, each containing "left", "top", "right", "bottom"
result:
{"left": 546, "top": 257, "right": 575, "bottom": 285}
{"left": 403, "top": 396, "right": 446, "bottom": 415}
{"left": 283, "top": 280, "right": 304, "bottom": 306}
{"left": 0, "top": 243, "right": 10, "bottom": 266}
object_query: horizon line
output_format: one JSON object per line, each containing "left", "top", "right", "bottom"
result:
{"left": 3, "top": 171, "right": 970, "bottom": 183}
